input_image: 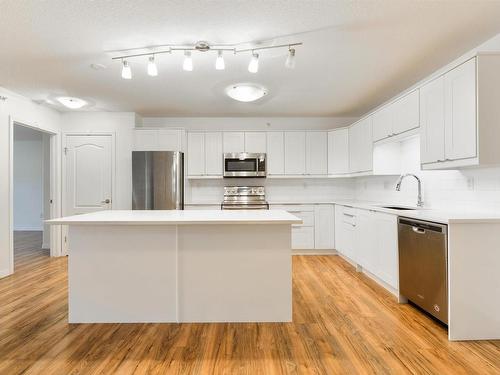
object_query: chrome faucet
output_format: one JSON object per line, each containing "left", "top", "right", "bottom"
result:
{"left": 396, "top": 174, "right": 424, "bottom": 207}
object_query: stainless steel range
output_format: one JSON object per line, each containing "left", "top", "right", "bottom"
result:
{"left": 221, "top": 186, "right": 269, "bottom": 210}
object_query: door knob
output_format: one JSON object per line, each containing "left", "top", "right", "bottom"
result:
{"left": 101, "top": 199, "right": 111, "bottom": 204}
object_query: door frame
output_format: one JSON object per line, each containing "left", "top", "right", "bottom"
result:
{"left": 61, "top": 132, "right": 116, "bottom": 255}
{"left": 8, "top": 117, "right": 61, "bottom": 275}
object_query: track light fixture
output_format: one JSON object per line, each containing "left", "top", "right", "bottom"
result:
{"left": 113, "top": 40, "right": 302, "bottom": 79}
{"left": 121, "top": 59, "right": 131, "bottom": 79}
{"left": 215, "top": 50, "right": 225, "bottom": 70}
{"left": 147, "top": 55, "right": 158, "bottom": 76}
{"left": 248, "top": 52, "right": 259, "bottom": 73}
{"left": 285, "top": 48, "right": 296, "bottom": 69}
{"left": 183, "top": 51, "right": 193, "bottom": 71}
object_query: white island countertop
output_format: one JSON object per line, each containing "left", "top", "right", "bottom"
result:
{"left": 47, "top": 209, "right": 303, "bottom": 226}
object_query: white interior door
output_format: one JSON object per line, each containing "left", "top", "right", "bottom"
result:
{"left": 62, "top": 134, "right": 113, "bottom": 255}
{"left": 65, "top": 134, "right": 113, "bottom": 215}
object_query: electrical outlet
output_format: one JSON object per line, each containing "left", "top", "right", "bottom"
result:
{"left": 467, "top": 177, "right": 474, "bottom": 190}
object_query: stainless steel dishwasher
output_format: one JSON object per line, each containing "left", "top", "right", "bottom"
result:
{"left": 398, "top": 217, "right": 448, "bottom": 324}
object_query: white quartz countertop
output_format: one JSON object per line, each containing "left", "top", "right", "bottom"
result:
{"left": 327, "top": 200, "right": 500, "bottom": 224}
{"left": 47, "top": 209, "right": 303, "bottom": 226}
{"left": 185, "top": 200, "right": 500, "bottom": 224}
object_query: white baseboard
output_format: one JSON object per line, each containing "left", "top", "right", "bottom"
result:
{"left": 0, "top": 268, "right": 12, "bottom": 279}
{"left": 292, "top": 249, "right": 338, "bottom": 255}
{"left": 42, "top": 242, "right": 50, "bottom": 250}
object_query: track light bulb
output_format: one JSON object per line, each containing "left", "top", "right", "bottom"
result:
{"left": 121, "top": 60, "right": 132, "bottom": 79}
{"left": 147, "top": 55, "right": 158, "bottom": 76}
{"left": 285, "top": 48, "right": 296, "bottom": 69}
{"left": 215, "top": 50, "right": 225, "bottom": 70}
{"left": 183, "top": 51, "right": 193, "bottom": 71}
{"left": 248, "top": 52, "right": 259, "bottom": 73}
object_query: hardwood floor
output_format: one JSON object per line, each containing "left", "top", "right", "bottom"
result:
{"left": 1, "top": 232, "right": 499, "bottom": 374}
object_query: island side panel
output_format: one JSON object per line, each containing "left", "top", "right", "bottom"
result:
{"left": 68, "top": 225, "right": 177, "bottom": 323}
{"left": 448, "top": 223, "right": 500, "bottom": 340}
{"left": 177, "top": 224, "right": 292, "bottom": 322}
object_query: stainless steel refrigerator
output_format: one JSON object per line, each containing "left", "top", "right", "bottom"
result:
{"left": 132, "top": 151, "right": 184, "bottom": 210}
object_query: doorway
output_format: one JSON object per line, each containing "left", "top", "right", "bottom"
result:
{"left": 12, "top": 124, "right": 52, "bottom": 268}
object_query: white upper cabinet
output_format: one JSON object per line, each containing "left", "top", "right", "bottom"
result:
{"left": 267, "top": 132, "right": 284, "bottom": 175}
{"left": 284, "top": 132, "right": 306, "bottom": 175}
{"left": 393, "top": 90, "right": 420, "bottom": 135}
{"left": 244, "top": 132, "right": 267, "bottom": 153}
{"left": 328, "top": 128, "right": 349, "bottom": 174}
{"left": 187, "top": 132, "right": 223, "bottom": 177}
{"left": 372, "top": 90, "right": 419, "bottom": 142}
{"left": 306, "top": 132, "right": 327, "bottom": 175}
{"left": 134, "top": 129, "right": 184, "bottom": 151}
{"left": 372, "top": 106, "right": 393, "bottom": 142}
{"left": 420, "top": 76, "right": 446, "bottom": 164}
{"left": 349, "top": 118, "right": 373, "bottom": 173}
{"left": 444, "top": 58, "right": 477, "bottom": 161}
{"left": 223, "top": 132, "right": 245, "bottom": 153}
{"left": 204, "top": 132, "right": 223, "bottom": 175}
{"left": 187, "top": 132, "right": 205, "bottom": 176}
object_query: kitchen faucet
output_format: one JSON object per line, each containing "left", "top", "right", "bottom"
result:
{"left": 396, "top": 174, "right": 424, "bottom": 207}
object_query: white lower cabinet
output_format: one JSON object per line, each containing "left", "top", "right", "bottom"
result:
{"left": 271, "top": 204, "right": 335, "bottom": 251}
{"left": 335, "top": 205, "right": 399, "bottom": 291}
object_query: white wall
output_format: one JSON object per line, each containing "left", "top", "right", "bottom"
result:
{"left": 42, "top": 134, "right": 51, "bottom": 248}
{"left": 0, "top": 87, "right": 61, "bottom": 278}
{"left": 13, "top": 126, "right": 44, "bottom": 231}
{"left": 61, "top": 112, "right": 136, "bottom": 210}
{"left": 141, "top": 117, "right": 356, "bottom": 131}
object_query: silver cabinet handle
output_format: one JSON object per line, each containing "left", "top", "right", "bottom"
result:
{"left": 101, "top": 199, "right": 111, "bottom": 204}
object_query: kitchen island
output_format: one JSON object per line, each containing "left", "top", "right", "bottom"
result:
{"left": 48, "top": 210, "right": 301, "bottom": 323}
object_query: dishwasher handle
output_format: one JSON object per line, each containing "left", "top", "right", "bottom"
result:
{"left": 412, "top": 227, "right": 426, "bottom": 234}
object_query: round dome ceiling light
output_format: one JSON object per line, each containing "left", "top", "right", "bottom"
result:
{"left": 226, "top": 84, "right": 267, "bottom": 103}
{"left": 56, "top": 96, "right": 88, "bottom": 109}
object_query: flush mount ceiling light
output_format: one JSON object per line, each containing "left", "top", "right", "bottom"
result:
{"left": 56, "top": 96, "right": 88, "bottom": 109}
{"left": 226, "top": 84, "right": 268, "bottom": 103}
{"left": 111, "top": 40, "right": 302, "bottom": 79}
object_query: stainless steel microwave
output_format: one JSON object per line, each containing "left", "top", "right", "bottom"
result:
{"left": 223, "top": 153, "right": 266, "bottom": 178}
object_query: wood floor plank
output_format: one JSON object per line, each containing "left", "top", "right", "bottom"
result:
{"left": 0, "top": 231, "right": 498, "bottom": 375}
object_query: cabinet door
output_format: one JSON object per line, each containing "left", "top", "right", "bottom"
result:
{"left": 393, "top": 90, "right": 420, "bottom": 135}
{"left": 354, "top": 209, "right": 375, "bottom": 269}
{"left": 158, "top": 129, "right": 183, "bottom": 151}
{"left": 291, "top": 227, "right": 315, "bottom": 249}
{"left": 444, "top": 58, "right": 477, "bottom": 161}
{"left": 134, "top": 129, "right": 158, "bottom": 151}
{"left": 349, "top": 118, "right": 372, "bottom": 173}
{"left": 314, "top": 205, "right": 335, "bottom": 249}
{"left": 372, "top": 212, "right": 398, "bottom": 289}
{"left": 372, "top": 106, "right": 393, "bottom": 142}
{"left": 244, "top": 132, "right": 267, "bottom": 153}
{"left": 204, "top": 132, "right": 223, "bottom": 175}
{"left": 306, "top": 132, "right": 327, "bottom": 175}
{"left": 420, "top": 76, "right": 446, "bottom": 164}
{"left": 187, "top": 132, "right": 205, "bottom": 176}
{"left": 223, "top": 132, "right": 245, "bottom": 153}
{"left": 267, "top": 132, "right": 284, "bottom": 175}
{"left": 284, "top": 132, "right": 306, "bottom": 175}
{"left": 328, "top": 129, "right": 349, "bottom": 174}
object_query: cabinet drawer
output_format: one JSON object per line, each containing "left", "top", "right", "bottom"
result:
{"left": 291, "top": 226, "right": 315, "bottom": 249}
{"left": 288, "top": 210, "right": 314, "bottom": 226}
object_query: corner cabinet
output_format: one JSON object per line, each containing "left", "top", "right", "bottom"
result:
{"left": 328, "top": 128, "right": 349, "bottom": 175}
{"left": 420, "top": 54, "right": 500, "bottom": 169}
{"left": 348, "top": 118, "right": 373, "bottom": 173}
{"left": 334, "top": 205, "right": 398, "bottom": 291}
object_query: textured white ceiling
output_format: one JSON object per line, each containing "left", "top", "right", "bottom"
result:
{"left": 1, "top": 0, "right": 500, "bottom": 117}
